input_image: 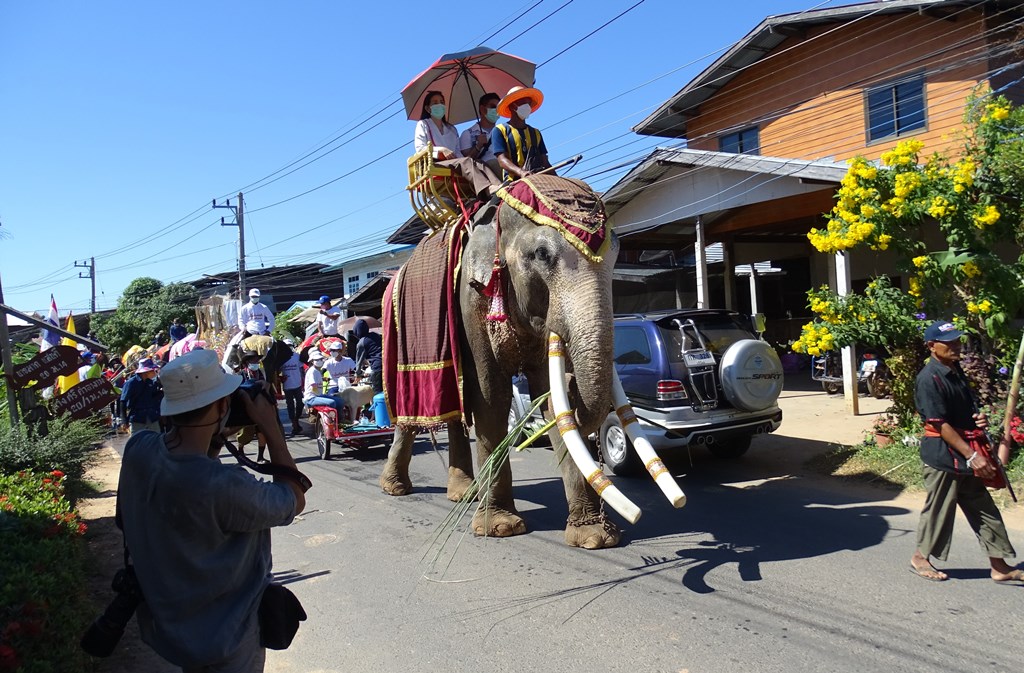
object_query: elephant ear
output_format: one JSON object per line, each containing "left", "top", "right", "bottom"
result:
{"left": 465, "top": 218, "right": 500, "bottom": 292}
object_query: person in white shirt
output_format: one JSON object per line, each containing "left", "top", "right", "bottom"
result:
{"left": 279, "top": 343, "right": 303, "bottom": 437}
{"left": 302, "top": 351, "right": 337, "bottom": 410}
{"left": 315, "top": 295, "right": 340, "bottom": 337}
{"left": 324, "top": 341, "right": 355, "bottom": 394}
{"left": 238, "top": 288, "right": 275, "bottom": 337}
{"left": 459, "top": 92, "right": 501, "bottom": 178}
{"left": 414, "top": 90, "right": 462, "bottom": 158}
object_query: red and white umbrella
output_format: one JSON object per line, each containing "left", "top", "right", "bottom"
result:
{"left": 402, "top": 46, "right": 536, "bottom": 126}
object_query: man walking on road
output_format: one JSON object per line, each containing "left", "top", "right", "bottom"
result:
{"left": 120, "top": 358, "right": 163, "bottom": 434}
{"left": 910, "top": 319, "right": 1022, "bottom": 583}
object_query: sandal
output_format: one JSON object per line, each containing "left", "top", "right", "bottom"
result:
{"left": 909, "top": 563, "right": 948, "bottom": 582}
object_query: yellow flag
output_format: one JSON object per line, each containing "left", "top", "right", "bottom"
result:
{"left": 56, "top": 313, "right": 80, "bottom": 394}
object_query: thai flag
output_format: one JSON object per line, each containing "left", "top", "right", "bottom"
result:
{"left": 40, "top": 295, "right": 60, "bottom": 351}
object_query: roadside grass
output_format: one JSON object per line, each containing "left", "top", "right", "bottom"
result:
{"left": 809, "top": 431, "right": 1024, "bottom": 510}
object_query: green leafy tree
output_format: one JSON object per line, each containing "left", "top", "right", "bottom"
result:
{"left": 92, "top": 277, "right": 199, "bottom": 355}
{"left": 272, "top": 306, "right": 309, "bottom": 342}
{"left": 799, "top": 93, "right": 1024, "bottom": 425}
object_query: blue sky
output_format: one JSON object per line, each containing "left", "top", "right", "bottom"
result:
{"left": 1, "top": 0, "right": 834, "bottom": 315}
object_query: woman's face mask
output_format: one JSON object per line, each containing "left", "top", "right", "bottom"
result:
{"left": 247, "top": 363, "right": 260, "bottom": 371}
{"left": 429, "top": 103, "right": 446, "bottom": 120}
{"left": 516, "top": 103, "right": 532, "bottom": 121}
{"left": 485, "top": 108, "right": 499, "bottom": 123}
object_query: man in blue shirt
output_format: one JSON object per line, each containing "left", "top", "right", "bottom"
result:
{"left": 119, "top": 358, "right": 163, "bottom": 434}
{"left": 117, "top": 349, "right": 305, "bottom": 671}
{"left": 491, "top": 85, "right": 552, "bottom": 181}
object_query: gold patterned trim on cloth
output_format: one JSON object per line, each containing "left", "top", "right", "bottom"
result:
{"left": 396, "top": 360, "right": 453, "bottom": 372}
{"left": 395, "top": 410, "right": 463, "bottom": 426}
{"left": 586, "top": 469, "right": 612, "bottom": 495}
{"left": 496, "top": 176, "right": 610, "bottom": 263}
{"left": 645, "top": 457, "right": 668, "bottom": 480}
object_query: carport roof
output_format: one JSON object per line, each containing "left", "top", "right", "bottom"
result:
{"left": 603, "top": 147, "right": 848, "bottom": 237}
{"left": 633, "top": 0, "right": 981, "bottom": 138}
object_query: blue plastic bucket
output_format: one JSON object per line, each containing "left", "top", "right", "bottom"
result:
{"left": 372, "top": 392, "right": 390, "bottom": 428}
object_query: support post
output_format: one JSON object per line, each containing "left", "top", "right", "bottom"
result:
{"left": 75, "top": 257, "right": 96, "bottom": 313}
{"left": 214, "top": 193, "right": 246, "bottom": 298}
{"left": 723, "top": 242, "right": 735, "bottom": 310}
{"left": 0, "top": 272, "right": 20, "bottom": 427}
{"left": 694, "top": 216, "right": 709, "bottom": 309}
{"left": 748, "top": 264, "right": 760, "bottom": 315}
{"left": 835, "top": 250, "right": 859, "bottom": 415}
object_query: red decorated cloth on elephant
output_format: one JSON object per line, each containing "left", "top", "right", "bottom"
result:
{"left": 382, "top": 222, "right": 465, "bottom": 429}
{"left": 496, "top": 175, "right": 610, "bottom": 262}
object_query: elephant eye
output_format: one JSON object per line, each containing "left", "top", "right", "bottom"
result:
{"left": 533, "top": 245, "right": 552, "bottom": 264}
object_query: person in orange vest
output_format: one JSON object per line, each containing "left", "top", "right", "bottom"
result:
{"left": 491, "top": 85, "right": 553, "bottom": 181}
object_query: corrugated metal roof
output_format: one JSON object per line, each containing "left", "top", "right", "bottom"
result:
{"left": 603, "top": 147, "right": 848, "bottom": 232}
{"left": 633, "top": 0, "right": 985, "bottom": 138}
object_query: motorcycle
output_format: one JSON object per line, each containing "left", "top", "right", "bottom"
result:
{"left": 811, "top": 346, "right": 889, "bottom": 397}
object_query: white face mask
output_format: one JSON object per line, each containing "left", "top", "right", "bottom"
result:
{"left": 516, "top": 103, "right": 532, "bottom": 121}
{"left": 250, "top": 297, "right": 259, "bottom": 304}
{"left": 247, "top": 363, "right": 260, "bottom": 371}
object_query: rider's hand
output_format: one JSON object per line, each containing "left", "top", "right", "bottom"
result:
{"left": 973, "top": 412, "right": 989, "bottom": 429}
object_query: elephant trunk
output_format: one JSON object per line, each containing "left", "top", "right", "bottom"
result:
{"left": 549, "top": 265, "right": 615, "bottom": 435}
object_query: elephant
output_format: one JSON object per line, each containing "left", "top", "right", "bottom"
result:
{"left": 379, "top": 175, "right": 680, "bottom": 549}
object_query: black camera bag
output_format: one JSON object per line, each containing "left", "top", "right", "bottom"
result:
{"left": 258, "top": 583, "right": 307, "bottom": 649}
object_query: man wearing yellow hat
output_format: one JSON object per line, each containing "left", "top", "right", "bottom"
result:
{"left": 492, "top": 85, "right": 553, "bottom": 181}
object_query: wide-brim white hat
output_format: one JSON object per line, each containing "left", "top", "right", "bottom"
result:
{"left": 160, "top": 349, "right": 243, "bottom": 416}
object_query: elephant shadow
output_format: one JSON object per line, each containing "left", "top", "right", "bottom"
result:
{"left": 514, "top": 468, "right": 909, "bottom": 593}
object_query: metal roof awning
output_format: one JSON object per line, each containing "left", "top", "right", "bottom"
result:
{"left": 604, "top": 147, "right": 847, "bottom": 239}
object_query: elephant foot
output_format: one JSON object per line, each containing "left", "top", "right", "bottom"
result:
{"left": 446, "top": 467, "right": 475, "bottom": 502}
{"left": 472, "top": 507, "right": 527, "bottom": 537}
{"left": 565, "top": 516, "right": 621, "bottom": 549}
{"left": 379, "top": 466, "right": 413, "bottom": 496}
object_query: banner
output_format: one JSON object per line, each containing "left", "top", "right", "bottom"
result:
{"left": 51, "top": 378, "right": 117, "bottom": 420}
{"left": 10, "top": 345, "right": 81, "bottom": 390}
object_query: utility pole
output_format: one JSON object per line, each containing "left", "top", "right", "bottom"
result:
{"left": 213, "top": 192, "right": 246, "bottom": 297}
{"left": 75, "top": 257, "right": 96, "bottom": 312}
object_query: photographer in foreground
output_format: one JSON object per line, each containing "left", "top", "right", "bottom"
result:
{"left": 116, "top": 349, "right": 306, "bottom": 671}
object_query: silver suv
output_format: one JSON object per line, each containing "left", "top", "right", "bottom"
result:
{"left": 600, "top": 309, "right": 784, "bottom": 475}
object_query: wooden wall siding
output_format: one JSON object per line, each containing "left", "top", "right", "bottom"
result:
{"left": 686, "top": 10, "right": 994, "bottom": 162}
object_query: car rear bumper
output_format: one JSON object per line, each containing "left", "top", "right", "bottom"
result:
{"left": 625, "top": 405, "right": 783, "bottom": 450}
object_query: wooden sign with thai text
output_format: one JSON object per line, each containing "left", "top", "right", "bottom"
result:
{"left": 10, "top": 346, "right": 81, "bottom": 389}
{"left": 51, "top": 378, "right": 117, "bottom": 420}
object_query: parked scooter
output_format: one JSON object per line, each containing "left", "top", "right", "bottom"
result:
{"left": 811, "top": 346, "right": 889, "bottom": 397}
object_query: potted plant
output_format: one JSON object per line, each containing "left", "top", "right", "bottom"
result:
{"left": 871, "top": 414, "right": 899, "bottom": 447}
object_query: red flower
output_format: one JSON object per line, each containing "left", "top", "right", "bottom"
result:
{"left": 41, "top": 478, "right": 52, "bottom": 485}
{"left": 50, "top": 470, "right": 64, "bottom": 479}
{"left": 77, "top": 522, "right": 88, "bottom": 535}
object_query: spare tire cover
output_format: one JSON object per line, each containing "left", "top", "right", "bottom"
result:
{"left": 719, "top": 339, "right": 784, "bottom": 412}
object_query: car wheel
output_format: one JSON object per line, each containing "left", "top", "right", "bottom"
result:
{"left": 822, "top": 381, "right": 842, "bottom": 395}
{"left": 316, "top": 420, "right": 332, "bottom": 460}
{"left": 600, "top": 415, "right": 642, "bottom": 476}
{"left": 708, "top": 434, "right": 751, "bottom": 459}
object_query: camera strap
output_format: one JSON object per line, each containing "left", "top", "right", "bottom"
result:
{"left": 222, "top": 438, "right": 313, "bottom": 493}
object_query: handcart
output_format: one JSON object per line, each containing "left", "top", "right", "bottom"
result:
{"left": 308, "top": 403, "right": 394, "bottom": 460}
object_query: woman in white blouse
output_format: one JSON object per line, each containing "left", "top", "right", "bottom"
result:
{"left": 413, "top": 90, "right": 462, "bottom": 158}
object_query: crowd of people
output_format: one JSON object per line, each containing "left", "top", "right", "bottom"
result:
{"left": 413, "top": 84, "right": 553, "bottom": 202}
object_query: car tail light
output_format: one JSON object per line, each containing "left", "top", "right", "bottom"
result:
{"left": 657, "top": 380, "right": 687, "bottom": 401}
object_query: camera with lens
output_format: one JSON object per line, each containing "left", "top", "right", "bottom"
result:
{"left": 80, "top": 566, "right": 143, "bottom": 658}
{"left": 225, "top": 380, "right": 277, "bottom": 428}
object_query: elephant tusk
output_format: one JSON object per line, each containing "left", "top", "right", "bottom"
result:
{"left": 548, "top": 333, "right": 641, "bottom": 525}
{"left": 611, "top": 371, "right": 687, "bottom": 508}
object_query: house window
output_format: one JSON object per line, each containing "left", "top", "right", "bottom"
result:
{"left": 366, "top": 271, "right": 379, "bottom": 279}
{"left": 718, "top": 127, "right": 760, "bottom": 155}
{"left": 347, "top": 275, "right": 360, "bottom": 295}
{"left": 866, "top": 75, "right": 925, "bottom": 142}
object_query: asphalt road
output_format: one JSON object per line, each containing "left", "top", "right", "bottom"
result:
{"left": 252, "top": 426, "right": 1024, "bottom": 673}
